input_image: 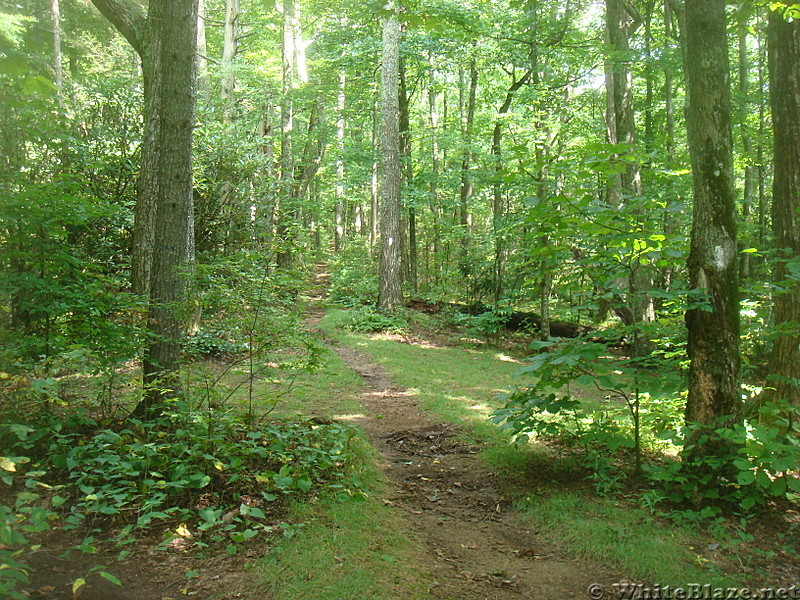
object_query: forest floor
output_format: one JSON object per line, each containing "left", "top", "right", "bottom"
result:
{"left": 16, "top": 270, "right": 799, "bottom": 599}
{"left": 303, "top": 296, "right": 618, "bottom": 599}
{"left": 20, "top": 272, "right": 615, "bottom": 600}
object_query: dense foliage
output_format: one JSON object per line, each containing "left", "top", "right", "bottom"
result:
{"left": 0, "top": 0, "right": 798, "bottom": 595}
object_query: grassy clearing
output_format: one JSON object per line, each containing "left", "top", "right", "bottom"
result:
{"left": 319, "top": 307, "right": 741, "bottom": 587}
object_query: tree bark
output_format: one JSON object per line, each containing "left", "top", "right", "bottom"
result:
{"left": 91, "top": 0, "right": 197, "bottom": 418}
{"left": 378, "top": 1, "right": 403, "bottom": 311}
{"left": 682, "top": 0, "right": 740, "bottom": 459}
{"left": 766, "top": 9, "right": 800, "bottom": 410}
{"left": 51, "top": 0, "right": 64, "bottom": 103}
{"left": 138, "top": 0, "right": 198, "bottom": 417}
{"left": 458, "top": 52, "right": 477, "bottom": 278}
{"left": 221, "top": 0, "right": 239, "bottom": 121}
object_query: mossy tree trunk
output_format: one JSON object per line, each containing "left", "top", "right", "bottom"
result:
{"left": 682, "top": 0, "right": 741, "bottom": 461}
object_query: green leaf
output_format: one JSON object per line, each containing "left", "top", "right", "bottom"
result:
{"left": 72, "top": 578, "right": 86, "bottom": 595}
{"left": 185, "top": 474, "right": 211, "bottom": 489}
{"left": 98, "top": 571, "right": 122, "bottom": 586}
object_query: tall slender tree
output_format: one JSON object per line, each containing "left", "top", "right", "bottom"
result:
{"left": 90, "top": 0, "right": 198, "bottom": 417}
{"left": 378, "top": 0, "right": 403, "bottom": 311}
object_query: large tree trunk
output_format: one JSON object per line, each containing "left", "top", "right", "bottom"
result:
{"left": 766, "top": 9, "right": 800, "bottom": 410}
{"left": 377, "top": 1, "right": 403, "bottom": 311}
{"left": 91, "top": 0, "right": 197, "bottom": 418}
{"left": 138, "top": 0, "right": 198, "bottom": 417}
{"left": 682, "top": 0, "right": 740, "bottom": 461}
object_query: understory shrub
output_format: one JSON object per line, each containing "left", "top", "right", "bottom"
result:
{"left": 343, "top": 306, "right": 409, "bottom": 334}
{"left": 491, "top": 337, "right": 800, "bottom": 515}
{"left": 327, "top": 245, "right": 378, "bottom": 307}
{"left": 0, "top": 409, "right": 367, "bottom": 597}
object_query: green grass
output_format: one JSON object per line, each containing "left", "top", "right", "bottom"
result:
{"left": 516, "top": 492, "right": 736, "bottom": 586}
{"left": 319, "top": 306, "right": 741, "bottom": 588}
{"left": 185, "top": 321, "right": 434, "bottom": 599}
{"left": 257, "top": 480, "right": 430, "bottom": 600}
{"left": 319, "top": 309, "right": 520, "bottom": 442}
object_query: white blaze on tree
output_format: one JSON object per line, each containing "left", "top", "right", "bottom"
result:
{"left": 682, "top": 0, "right": 741, "bottom": 461}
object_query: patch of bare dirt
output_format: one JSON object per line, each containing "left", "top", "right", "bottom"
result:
{"left": 19, "top": 530, "right": 267, "bottom": 600}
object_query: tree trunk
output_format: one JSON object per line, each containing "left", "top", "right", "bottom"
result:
{"left": 766, "top": 9, "right": 800, "bottom": 410}
{"left": 737, "top": 20, "right": 756, "bottom": 279}
{"left": 378, "top": 1, "right": 403, "bottom": 311}
{"left": 458, "top": 52, "right": 477, "bottom": 278}
{"left": 370, "top": 85, "right": 379, "bottom": 255}
{"left": 399, "top": 58, "right": 416, "bottom": 293}
{"left": 492, "top": 69, "right": 532, "bottom": 303}
{"left": 334, "top": 70, "right": 345, "bottom": 251}
{"left": 427, "top": 52, "right": 441, "bottom": 285}
{"left": 90, "top": 0, "right": 197, "bottom": 418}
{"left": 276, "top": 0, "right": 295, "bottom": 269}
{"left": 138, "top": 0, "right": 197, "bottom": 417}
{"left": 605, "top": 0, "right": 655, "bottom": 356}
{"left": 221, "top": 0, "right": 239, "bottom": 121}
{"left": 683, "top": 0, "right": 740, "bottom": 460}
{"left": 51, "top": 0, "right": 64, "bottom": 103}
{"left": 196, "top": 0, "right": 209, "bottom": 101}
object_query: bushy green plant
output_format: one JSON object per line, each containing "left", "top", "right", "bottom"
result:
{"left": 0, "top": 409, "right": 367, "bottom": 596}
{"left": 327, "top": 245, "right": 379, "bottom": 307}
{"left": 343, "top": 306, "right": 409, "bottom": 334}
{"left": 491, "top": 336, "right": 684, "bottom": 475}
{"left": 449, "top": 307, "right": 511, "bottom": 338}
{"left": 183, "top": 327, "right": 246, "bottom": 357}
{"left": 647, "top": 403, "right": 800, "bottom": 514}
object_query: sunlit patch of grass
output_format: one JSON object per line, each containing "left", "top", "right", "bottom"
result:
{"left": 516, "top": 492, "right": 738, "bottom": 587}
{"left": 319, "top": 307, "right": 743, "bottom": 587}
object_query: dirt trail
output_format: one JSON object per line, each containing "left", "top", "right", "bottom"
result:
{"left": 307, "top": 274, "right": 616, "bottom": 600}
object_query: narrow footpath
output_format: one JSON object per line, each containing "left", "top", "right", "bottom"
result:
{"left": 307, "top": 273, "right": 617, "bottom": 600}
